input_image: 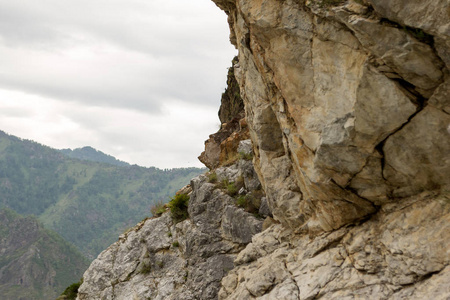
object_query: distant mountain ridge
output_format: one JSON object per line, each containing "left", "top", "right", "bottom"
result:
{"left": 0, "top": 208, "right": 89, "bottom": 300}
{"left": 0, "top": 130, "right": 205, "bottom": 257}
{"left": 59, "top": 146, "right": 130, "bottom": 167}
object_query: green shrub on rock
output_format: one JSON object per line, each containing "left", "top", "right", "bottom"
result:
{"left": 236, "top": 190, "right": 264, "bottom": 215}
{"left": 168, "top": 193, "right": 189, "bottom": 223}
{"left": 150, "top": 200, "right": 166, "bottom": 217}
{"left": 239, "top": 151, "right": 253, "bottom": 161}
{"left": 59, "top": 278, "right": 83, "bottom": 300}
{"left": 140, "top": 262, "right": 152, "bottom": 274}
{"left": 208, "top": 172, "right": 218, "bottom": 183}
{"left": 219, "top": 177, "right": 245, "bottom": 197}
{"left": 225, "top": 181, "right": 238, "bottom": 197}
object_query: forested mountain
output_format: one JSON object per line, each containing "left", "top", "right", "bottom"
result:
{"left": 59, "top": 146, "right": 130, "bottom": 167}
{"left": 0, "top": 208, "right": 89, "bottom": 300}
{"left": 0, "top": 130, "right": 205, "bottom": 257}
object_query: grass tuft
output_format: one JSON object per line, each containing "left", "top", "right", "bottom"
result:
{"left": 168, "top": 193, "right": 189, "bottom": 223}
{"left": 140, "top": 262, "right": 152, "bottom": 274}
{"left": 208, "top": 172, "right": 218, "bottom": 183}
{"left": 235, "top": 189, "right": 265, "bottom": 215}
{"left": 239, "top": 151, "right": 253, "bottom": 161}
{"left": 150, "top": 200, "right": 166, "bottom": 217}
{"left": 60, "top": 278, "right": 83, "bottom": 300}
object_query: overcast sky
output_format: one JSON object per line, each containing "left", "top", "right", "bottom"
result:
{"left": 0, "top": 0, "right": 236, "bottom": 168}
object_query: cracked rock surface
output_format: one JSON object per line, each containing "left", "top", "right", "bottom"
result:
{"left": 212, "top": 0, "right": 449, "bottom": 232}
{"left": 219, "top": 191, "right": 450, "bottom": 299}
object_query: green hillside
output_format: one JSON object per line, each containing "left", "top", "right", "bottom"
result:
{"left": 59, "top": 146, "right": 130, "bottom": 167}
{"left": 0, "top": 130, "right": 205, "bottom": 258}
{"left": 0, "top": 208, "right": 89, "bottom": 300}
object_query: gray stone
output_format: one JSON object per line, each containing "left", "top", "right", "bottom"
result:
{"left": 258, "top": 197, "right": 271, "bottom": 218}
{"left": 238, "top": 159, "right": 261, "bottom": 191}
{"left": 221, "top": 205, "right": 263, "bottom": 244}
{"left": 216, "top": 164, "right": 240, "bottom": 183}
{"left": 237, "top": 139, "right": 252, "bottom": 155}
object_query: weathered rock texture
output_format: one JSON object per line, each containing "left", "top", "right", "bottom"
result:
{"left": 219, "top": 190, "right": 450, "bottom": 299}
{"left": 219, "top": 56, "right": 246, "bottom": 124}
{"left": 212, "top": 0, "right": 449, "bottom": 232}
{"left": 78, "top": 0, "right": 450, "bottom": 299}
{"left": 209, "top": 0, "right": 449, "bottom": 298}
{"left": 199, "top": 58, "right": 250, "bottom": 170}
{"left": 199, "top": 117, "right": 250, "bottom": 170}
{"left": 77, "top": 158, "right": 264, "bottom": 300}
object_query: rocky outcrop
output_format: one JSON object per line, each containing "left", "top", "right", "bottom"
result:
{"left": 208, "top": 0, "right": 449, "bottom": 298}
{"left": 219, "top": 190, "right": 450, "bottom": 299}
{"left": 199, "top": 117, "right": 250, "bottom": 170}
{"left": 218, "top": 56, "right": 246, "bottom": 124}
{"left": 78, "top": 0, "right": 449, "bottom": 299}
{"left": 199, "top": 58, "right": 249, "bottom": 170}
{"left": 212, "top": 0, "right": 449, "bottom": 232}
{"left": 77, "top": 151, "right": 264, "bottom": 300}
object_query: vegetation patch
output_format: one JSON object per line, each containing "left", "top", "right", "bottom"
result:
{"left": 236, "top": 195, "right": 258, "bottom": 214}
{"left": 236, "top": 189, "right": 265, "bottom": 215}
{"left": 239, "top": 151, "right": 253, "bottom": 161}
{"left": 208, "top": 172, "right": 218, "bottom": 184}
{"left": 140, "top": 262, "right": 152, "bottom": 274}
{"left": 226, "top": 181, "right": 238, "bottom": 197}
{"left": 219, "top": 176, "right": 245, "bottom": 198}
{"left": 172, "top": 241, "right": 180, "bottom": 247}
{"left": 236, "top": 195, "right": 248, "bottom": 208}
{"left": 60, "top": 278, "right": 83, "bottom": 300}
{"left": 150, "top": 200, "right": 167, "bottom": 217}
{"left": 220, "top": 179, "right": 238, "bottom": 197}
{"left": 168, "top": 193, "right": 189, "bottom": 223}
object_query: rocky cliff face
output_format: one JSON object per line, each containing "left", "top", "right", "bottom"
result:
{"left": 199, "top": 57, "right": 250, "bottom": 170}
{"left": 212, "top": 0, "right": 449, "bottom": 233}
{"left": 77, "top": 147, "right": 266, "bottom": 299}
{"left": 78, "top": 0, "right": 449, "bottom": 299}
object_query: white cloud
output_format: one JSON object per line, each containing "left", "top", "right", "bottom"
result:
{"left": 0, "top": 0, "right": 236, "bottom": 168}
{"left": 0, "top": 89, "right": 220, "bottom": 168}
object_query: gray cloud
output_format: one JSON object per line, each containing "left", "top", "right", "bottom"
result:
{"left": 0, "top": 0, "right": 235, "bottom": 113}
{"left": 0, "top": 0, "right": 235, "bottom": 168}
{"left": 0, "top": 106, "right": 34, "bottom": 118}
